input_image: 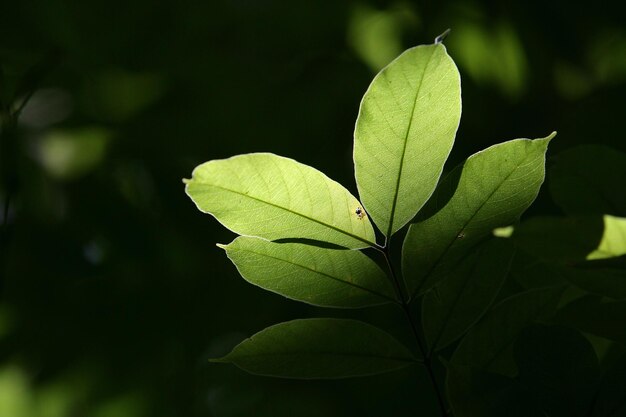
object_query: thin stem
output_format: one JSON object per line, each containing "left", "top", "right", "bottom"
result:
{"left": 378, "top": 244, "right": 449, "bottom": 417}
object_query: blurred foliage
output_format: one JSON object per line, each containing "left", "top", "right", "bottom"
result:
{"left": 35, "top": 127, "right": 112, "bottom": 179}
{"left": 348, "top": 2, "right": 420, "bottom": 71}
{"left": 1, "top": 0, "right": 625, "bottom": 416}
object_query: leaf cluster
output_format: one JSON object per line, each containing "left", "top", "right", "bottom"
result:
{"left": 185, "top": 38, "right": 626, "bottom": 416}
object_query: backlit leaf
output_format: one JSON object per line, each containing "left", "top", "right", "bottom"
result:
{"left": 354, "top": 43, "right": 461, "bottom": 237}
{"left": 219, "top": 236, "right": 396, "bottom": 308}
{"left": 185, "top": 153, "right": 376, "bottom": 249}
{"left": 403, "top": 135, "right": 554, "bottom": 296}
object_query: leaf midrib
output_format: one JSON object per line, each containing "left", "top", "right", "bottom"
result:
{"left": 193, "top": 182, "right": 376, "bottom": 247}
{"left": 387, "top": 46, "right": 437, "bottom": 237}
{"left": 411, "top": 150, "right": 541, "bottom": 297}
{"left": 428, "top": 252, "right": 482, "bottom": 352}
{"left": 231, "top": 246, "right": 397, "bottom": 303}
{"left": 429, "top": 247, "right": 514, "bottom": 353}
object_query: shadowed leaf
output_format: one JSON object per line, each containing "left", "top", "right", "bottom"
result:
{"left": 423, "top": 238, "right": 515, "bottom": 352}
{"left": 555, "top": 295, "right": 626, "bottom": 342}
{"left": 550, "top": 145, "right": 626, "bottom": 216}
{"left": 213, "top": 319, "right": 417, "bottom": 379}
{"left": 450, "top": 286, "right": 564, "bottom": 376}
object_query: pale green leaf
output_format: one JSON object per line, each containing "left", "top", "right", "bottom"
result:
{"left": 450, "top": 286, "right": 564, "bottom": 376}
{"left": 422, "top": 239, "right": 515, "bottom": 352}
{"left": 402, "top": 134, "right": 554, "bottom": 296}
{"left": 587, "top": 215, "right": 626, "bottom": 260}
{"left": 219, "top": 236, "right": 396, "bottom": 308}
{"left": 185, "top": 153, "right": 376, "bottom": 249}
{"left": 213, "top": 318, "right": 417, "bottom": 379}
{"left": 354, "top": 43, "right": 461, "bottom": 237}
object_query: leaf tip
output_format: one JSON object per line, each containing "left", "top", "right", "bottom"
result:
{"left": 534, "top": 131, "right": 557, "bottom": 150}
{"left": 546, "top": 131, "right": 557, "bottom": 141}
{"left": 434, "top": 28, "right": 451, "bottom": 44}
{"left": 182, "top": 178, "right": 191, "bottom": 185}
{"left": 208, "top": 356, "right": 229, "bottom": 364}
{"left": 215, "top": 243, "right": 228, "bottom": 250}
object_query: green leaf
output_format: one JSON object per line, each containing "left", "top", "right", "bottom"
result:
{"left": 512, "top": 215, "right": 626, "bottom": 298}
{"left": 509, "top": 249, "right": 626, "bottom": 300}
{"left": 564, "top": 257, "right": 626, "bottom": 299}
{"left": 554, "top": 295, "right": 626, "bottom": 342}
{"left": 185, "top": 153, "right": 376, "bottom": 249}
{"left": 403, "top": 134, "right": 555, "bottom": 296}
{"left": 587, "top": 215, "right": 626, "bottom": 260}
{"left": 512, "top": 215, "right": 604, "bottom": 264}
{"left": 219, "top": 236, "right": 396, "bottom": 308}
{"left": 354, "top": 43, "right": 461, "bottom": 237}
{"left": 213, "top": 318, "right": 417, "bottom": 379}
{"left": 422, "top": 238, "right": 515, "bottom": 353}
{"left": 549, "top": 145, "right": 626, "bottom": 217}
{"left": 450, "top": 286, "right": 564, "bottom": 376}
{"left": 508, "top": 249, "right": 568, "bottom": 289}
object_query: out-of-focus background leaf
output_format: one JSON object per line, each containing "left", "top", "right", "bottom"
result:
{"left": 1, "top": 1, "right": 625, "bottom": 415}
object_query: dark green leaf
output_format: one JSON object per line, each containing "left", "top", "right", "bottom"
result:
{"left": 508, "top": 249, "right": 568, "bottom": 289}
{"left": 450, "top": 286, "right": 564, "bottom": 376}
{"left": 550, "top": 145, "right": 626, "bottom": 217}
{"left": 512, "top": 215, "right": 604, "bottom": 264}
{"left": 512, "top": 216, "right": 626, "bottom": 298}
{"left": 564, "top": 262, "right": 626, "bottom": 299}
{"left": 554, "top": 295, "right": 626, "bottom": 342}
{"left": 422, "top": 238, "right": 515, "bottom": 352}
{"left": 213, "top": 319, "right": 417, "bottom": 379}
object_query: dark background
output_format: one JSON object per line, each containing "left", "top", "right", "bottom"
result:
{"left": 1, "top": 1, "right": 625, "bottom": 415}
